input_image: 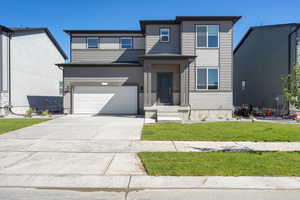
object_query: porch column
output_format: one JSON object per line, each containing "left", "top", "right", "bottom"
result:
{"left": 144, "top": 62, "right": 152, "bottom": 106}
{"left": 180, "top": 62, "right": 189, "bottom": 106}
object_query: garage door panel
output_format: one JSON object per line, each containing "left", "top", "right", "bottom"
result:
{"left": 73, "top": 86, "right": 137, "bottom": 114}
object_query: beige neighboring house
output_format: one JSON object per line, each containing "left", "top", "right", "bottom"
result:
{"left": 57, "top": 16, "right": 241, "bottom": 122}
{"left": 0, "top": 26, "right": 67, "bottom": 115}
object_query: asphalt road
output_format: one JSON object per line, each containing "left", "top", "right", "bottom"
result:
{"left": 0, "top": 188, "right": 300, "bottom": 200}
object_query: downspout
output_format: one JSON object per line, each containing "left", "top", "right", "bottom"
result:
{"left": 287, "top": 24, "right": 300, "bottom": 115}
{"left": 188, "top": 61, "right": 192, "bottom": 120}
{"left": 7, "top": 31, "right": 25, "bottom": 116}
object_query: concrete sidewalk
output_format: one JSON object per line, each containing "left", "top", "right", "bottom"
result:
{"left": 1, "top": 139, "right": 300, "bottom": 152}
{"left": 1, "top": 175, "right": 300, "bottom": 190}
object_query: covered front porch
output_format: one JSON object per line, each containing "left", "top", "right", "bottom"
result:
{"left": 139, "top": 54, "right": 195, "bottom": 121}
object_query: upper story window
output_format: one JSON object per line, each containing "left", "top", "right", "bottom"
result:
{"left": 196, "top": 25, "right": 219, "bottom": 48}
{"left": 87, "top": 37, "right": 99, "bottom": 48}
{"left": 160, "top": 28, "right": 170, "bottom": 42}
{"left": 120, "top": 37, "right": 133, "bottom": 49}
{"left": 197, "top": 67, "right": 219, "bottom": 90}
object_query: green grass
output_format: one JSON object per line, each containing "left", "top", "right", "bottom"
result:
{"left": 142, "top": 122, "right": 300, "bottom": 142}
{"left": 0, "top": 118, "right": 51, "bottom": 134}
{"left": 139, "top": 152, "right": 300, "bottom": 176}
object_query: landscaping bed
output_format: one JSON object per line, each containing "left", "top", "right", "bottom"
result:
{"left": 142, "top": 122, "right": 300, "bottom": 142}
{"left": 0, "top": 118, "right": 51, "bottom": 134}
{"left": 139, "top": 152, "right": 300, "bottom": 176}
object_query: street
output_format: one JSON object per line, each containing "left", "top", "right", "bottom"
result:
{"left": 1, "top": 188, "right": 300, "bottom": 200}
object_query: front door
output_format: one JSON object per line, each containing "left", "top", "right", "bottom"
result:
{"left": 157, "top": 73, "right": 173, "bottom": 105}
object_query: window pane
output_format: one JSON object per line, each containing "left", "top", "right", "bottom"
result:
{"left": 161, "top": 30, "right": 169, "bottom": 35}
{"left": 197, "top": 68, "right": 207, "bottom": 89}
{"left": 160, "top": 29, "right": 169, "bottom": 42}
{"left": 161, "top": 35, "right": 169, "bottom": 41}
{"left": 207, "top": 26, "right": 218, "bottom": 47}
{"left": 87, "top": 38, "right": 98, "bottom": 48}
{"left": 120, "top": 38, "right": 132, "bottom": 48}
{"left": 197, "top": 26, "right": 207, "bottom": 47}
{"left": 208, "top": 68, "right": 218, "bottom": 89}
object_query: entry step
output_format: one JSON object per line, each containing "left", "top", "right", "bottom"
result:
{"left": 157, "top": 116, "right": 182, "bottom": 123}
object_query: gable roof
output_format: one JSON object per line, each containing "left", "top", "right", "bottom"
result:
{"left": 5, "top": 27, "right": 67, "bottom": 59}
{"left": 234, "top": 23, "right": 300, "bottom": 54}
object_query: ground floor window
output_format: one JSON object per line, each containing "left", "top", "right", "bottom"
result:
{"left": 196, "top": 67, "right": 219, "bottom": 90}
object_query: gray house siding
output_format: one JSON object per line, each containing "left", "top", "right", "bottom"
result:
{"left": 145, "top": 24, "right": 180, "bottom": 54}
{"left": 181, "top": 21, "right": 233, "bottom": 112}
{"left": 233, "top": 26, "right": 292, "bottom": 109}
{"left": 297, "top": 30, "right": 300, "bottom": 65}
{"left": 72, "top": 49, "right": 145, "bottom": 62}
{"left": 71, "top": 36, "right": 145, "bottom": 62}
{"left": 181, "top": 21, "right": 233, "bottom": 92}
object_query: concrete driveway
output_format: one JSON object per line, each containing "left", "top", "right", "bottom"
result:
{"left": 0, "top": 115, "right": 146, "bottom": 176}
{"left": 0, "top": 115, "right": 144, "bottom": 140}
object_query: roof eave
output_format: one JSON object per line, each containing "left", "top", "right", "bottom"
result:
{"left": 64, "top": 30, "right": 143, "bottom": 35}
{"left": 56, "top": 62, "right": 142, "bottom": 67}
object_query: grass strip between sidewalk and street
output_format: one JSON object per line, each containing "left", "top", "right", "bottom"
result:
{"left": 139, "top": 152, "right": 300, "bottom": 176}
{"left": 0, "top": 118, "right": 51, "bottom": 135}
{"left": 142, "top": 122, "right": 300, "bottom": 142}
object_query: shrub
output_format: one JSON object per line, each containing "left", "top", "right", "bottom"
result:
{"left": 41, "top": 110, "right": 49, "bottom": 116}
{"left": 25, "top": 108, "right": 33, "bottom": 118}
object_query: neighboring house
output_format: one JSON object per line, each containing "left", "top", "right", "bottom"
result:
{"left": 233, "top": 23, "right": 300, "bottom": 114}
{"left": 0, "top": 26, "right": 67, "bottom": 115}
{"left": 57, "top": 16, "right": 240, "bottom": 121}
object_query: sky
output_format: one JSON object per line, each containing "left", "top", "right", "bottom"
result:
{"left": 1, "top": 0, "right": 300, "bottom": 59}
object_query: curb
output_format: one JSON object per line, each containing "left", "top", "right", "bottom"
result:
{"left": 1, "top": 175, "right": 300, "bottom": 190}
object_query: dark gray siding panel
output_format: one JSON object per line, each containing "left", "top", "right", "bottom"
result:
{"left": 64, "top": 66, "right": 144, "bottom": 88}
{"left": 72, "top": 49, "right": 145, "bottom": 62}
{"left": 233, "top": 26, "right": 291, "bottom": 108}
{"left": 145, "top": 24, "right": 180, "bottom": 54}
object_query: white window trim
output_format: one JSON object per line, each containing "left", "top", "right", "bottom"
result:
{"left": 86, "top": 37, "right": 99, "bottom": 48}
{"left": 120, "top": 37, "right": 133, "bottom": 49}
{"left": 196, "top": 25, "right": 219, "bottom": 48}
{"left": 196, "top": 67, "right": 219, "bottom": 90}
{"left": 159, "top": 28, "right": 170, "bottom": 42}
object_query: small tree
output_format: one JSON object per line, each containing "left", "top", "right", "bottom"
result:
{"left": 281, "top": 66, "right": 300, "bottom": 110}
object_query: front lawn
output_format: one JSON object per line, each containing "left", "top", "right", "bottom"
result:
{"left": 139, "top": 152, "right": 300, "bottom": 176}
{"left": 0, "top": 118, "right": 51, "bottom": 134}
{"left": 142, "top": 122, "right": 300, "bottom": 142}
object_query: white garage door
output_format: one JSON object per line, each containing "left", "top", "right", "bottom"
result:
{"left": 73, "top": 86, "right": 137, "bottom": 114}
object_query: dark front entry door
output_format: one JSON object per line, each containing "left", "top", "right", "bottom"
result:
{"left": 157, "top": 73, "right": 173, "bottom": 105}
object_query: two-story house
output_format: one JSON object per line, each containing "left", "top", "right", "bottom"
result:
{"left": 233, "top": 23, "right": 300, "bottom": 114}
{"left": 0, "top": 25, "right": 67, "bottom": 115}
{"left": 57, "top": 16, "right": 241, "bottom": 121}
